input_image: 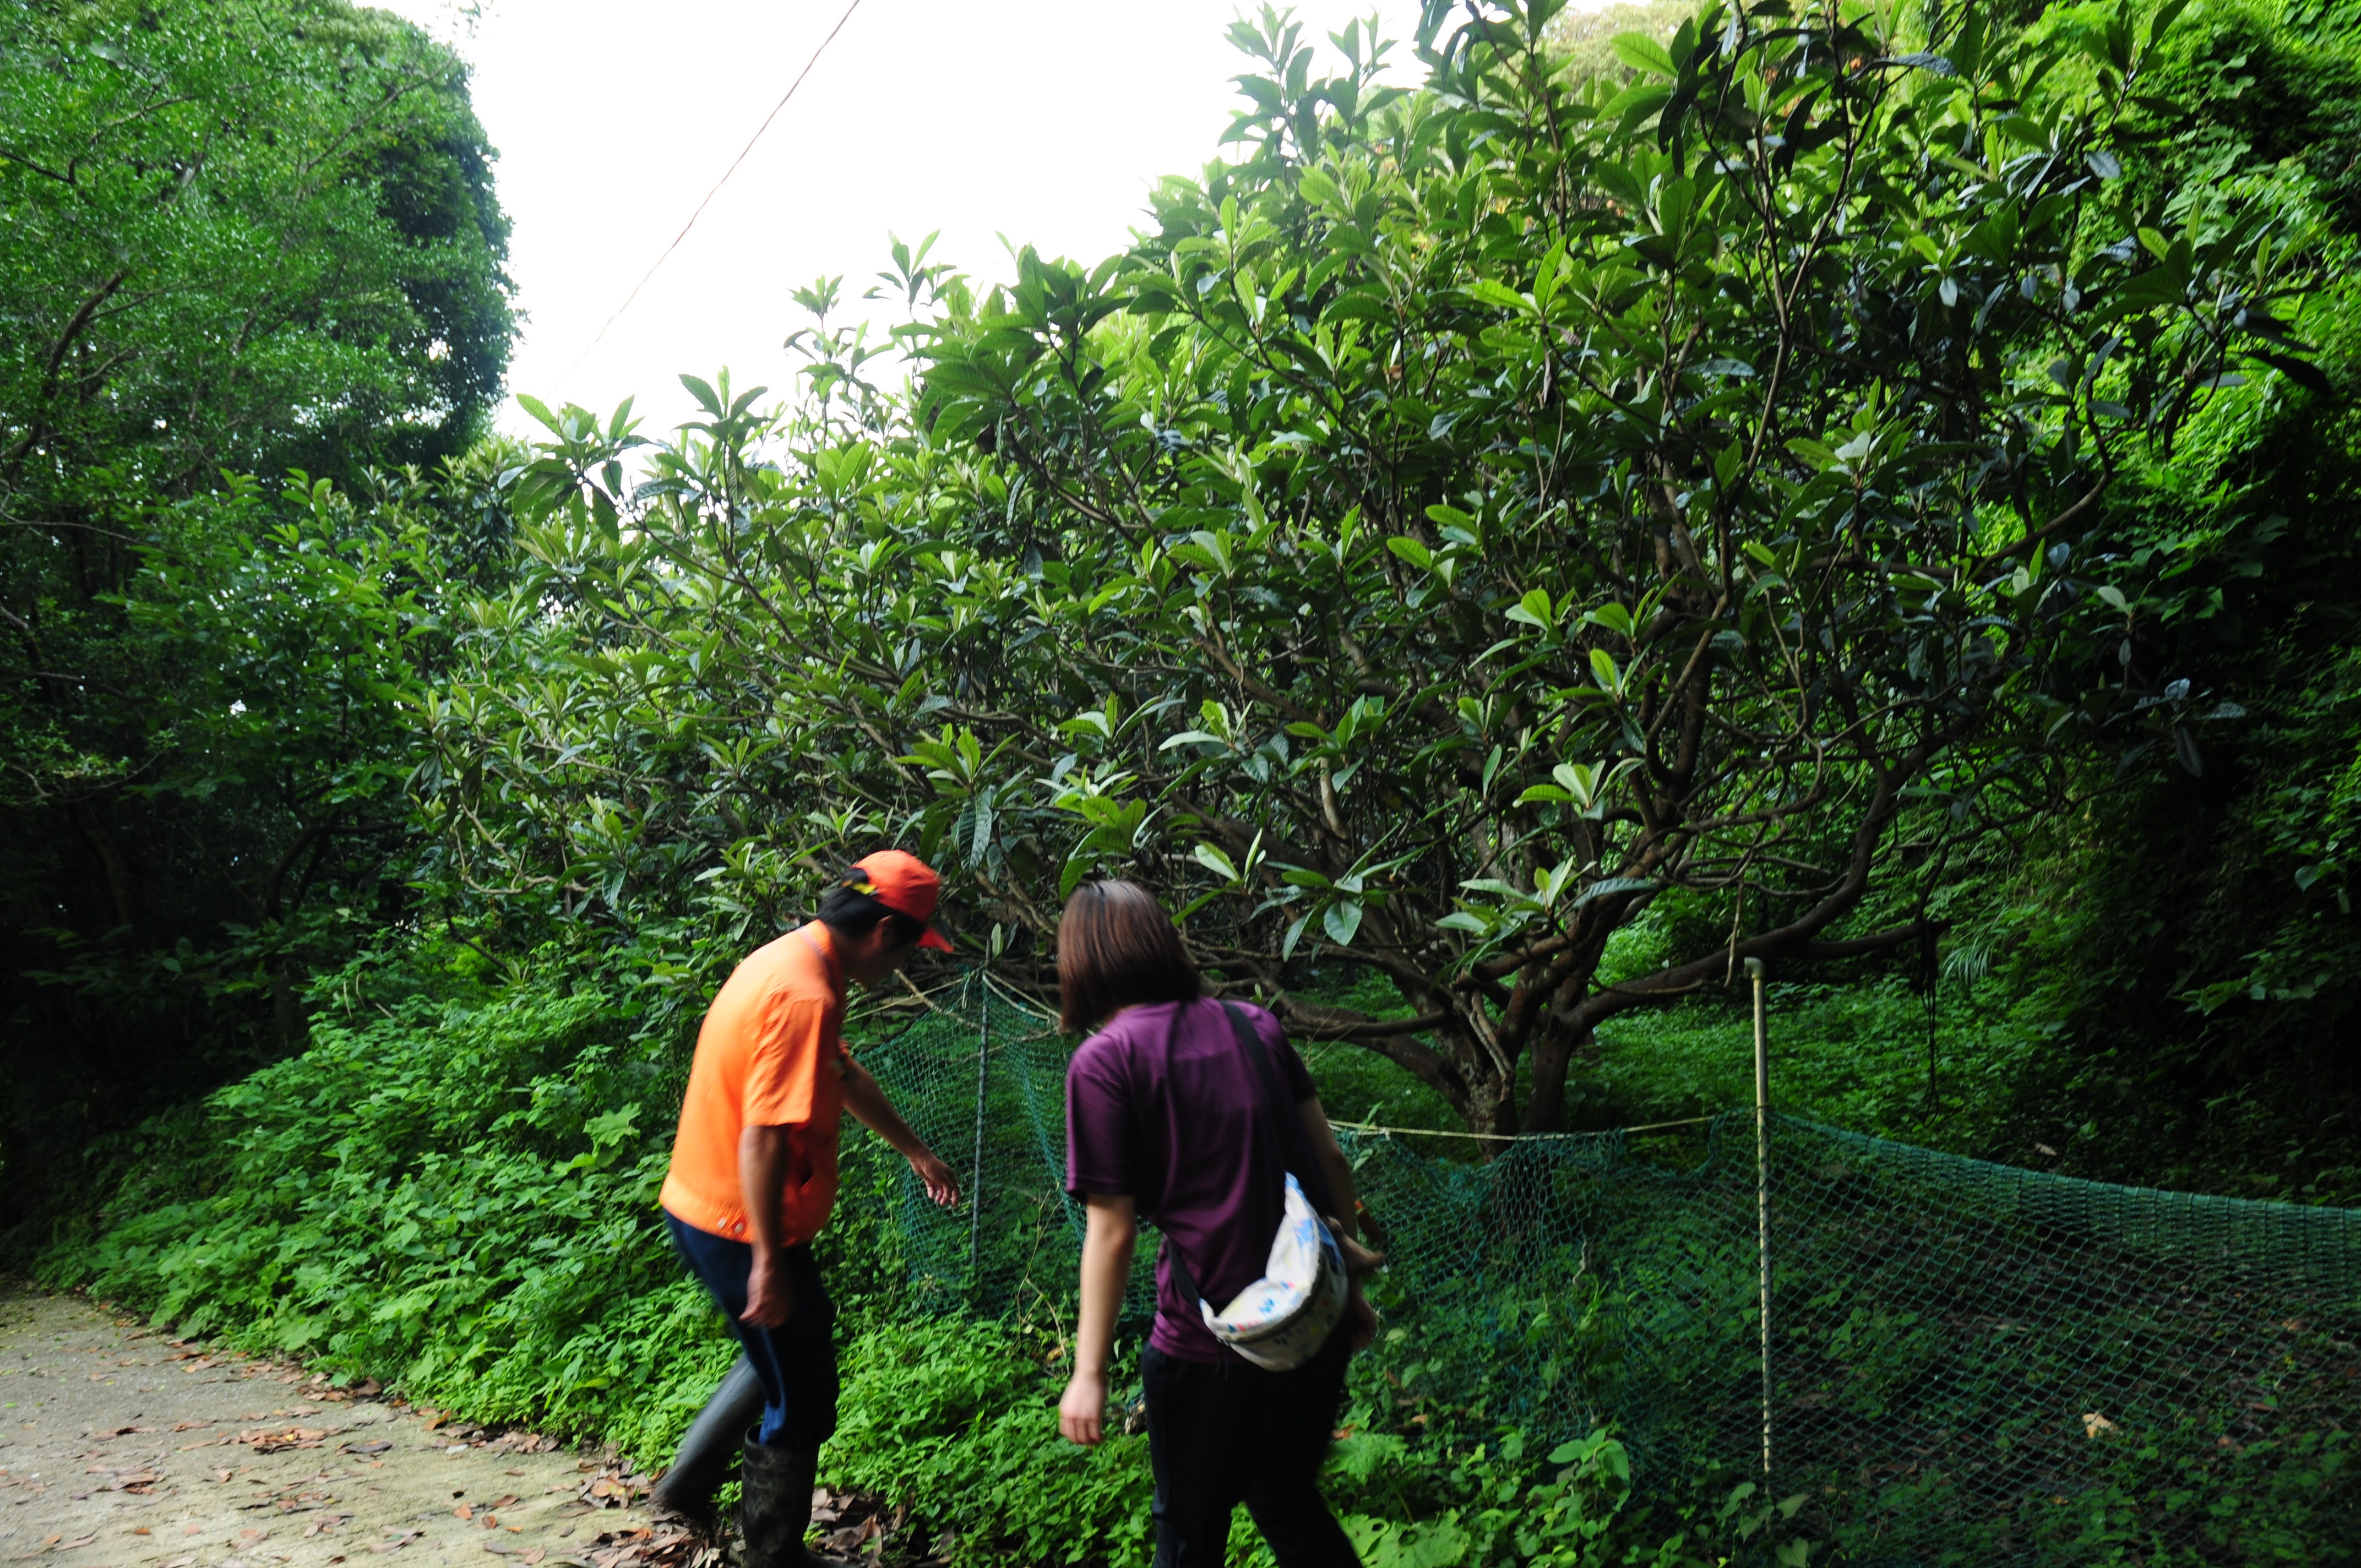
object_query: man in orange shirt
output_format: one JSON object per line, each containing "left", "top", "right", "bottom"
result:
{"left": 658, "top": 851, "right": 960, "bottom": 1567}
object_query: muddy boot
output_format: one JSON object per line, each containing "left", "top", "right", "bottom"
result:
{"left": 737, "top": 1428, "right": 848, "bottom": 1568}
{"left": 650, "top": 1356, "right": 765, "bottom": 1534}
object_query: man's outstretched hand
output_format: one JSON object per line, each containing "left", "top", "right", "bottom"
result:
{"left": 909, "top": 1148, "right": 960, "bottom": 1207}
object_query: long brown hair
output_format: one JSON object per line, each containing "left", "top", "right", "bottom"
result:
{"left": 1056, "top": 879, "right": 1203, "bottom": 1033}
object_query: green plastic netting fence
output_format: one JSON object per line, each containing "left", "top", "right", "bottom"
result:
{"left": 856, "top": 978, "right": 2360, "bottom": 1565}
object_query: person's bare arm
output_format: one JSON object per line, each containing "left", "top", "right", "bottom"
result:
{"left": 1299, "top": 1097, "right": 1361, "bottom": 1242}
{"left": 739, "top": 1123, "right": 797, "bottom": 1327}
{"left": 1058, "top": 1193, "right": 1138, "bottom": 1446}
{"left": 841, "top": 1055, "right": 960, "bottom": 1206}
{"left": 1301, "top": 1096, "right": 1383, "bottom": 1346}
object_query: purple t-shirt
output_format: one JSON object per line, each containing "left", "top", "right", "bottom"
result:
{"left": 1064, "top": 997, "right": 1328, "bottom": 1363}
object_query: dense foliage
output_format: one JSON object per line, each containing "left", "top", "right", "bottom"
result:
{"left": 1961, "top": 0, "right": 2361, "bottom": 1201}
{"left": 414, "top": 0, "right": 2326, "bottom": 1148}
{"left": 1, "top": 0, "right": 513, "bottom": 486}
{"left": 0, "top": 0, "right": 515, "bottom": 1245}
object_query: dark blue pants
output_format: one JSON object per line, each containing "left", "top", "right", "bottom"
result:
{"left": 665, "top": 1211, "right": 837, "bottom": 1450}
{"left": 1141, "top": 1329, "right": 1358, "bottom": 1567}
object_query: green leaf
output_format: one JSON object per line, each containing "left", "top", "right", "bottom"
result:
{"left": 1467, "top": 279, "right": 1531, "bottom": 313}
{"left": 2248, "top": 349, "right": 2333, "bottom": 397}
{"left": 1387, "top": 537, "right": 1435, "bottom": 571}
{"left": 1589, "top": 649, "right": 1624, "bottom": 696}
{"left": 1504, "top": 588, "right": 1555, "bottom": 630}
{"left": 515, "top": 393, "right": 566, "bottom": 436}
{"left": 1612, "top": 32, "right": 1677, "bottom": 77}
{"left": 1281, "top": 912, "right": 1310, "bottom": 962}
{"left": 1193, "top": 842, "right": 1241, "bottom": 883}
{"left": 1571, "top": 876, "right": 1655, "bottom": 908}
{"left": 1323, "top": 899, "right": 1364, "bottom": 947}
{"left": 1584, "top": 603, "right": 1635, "bottom": 638}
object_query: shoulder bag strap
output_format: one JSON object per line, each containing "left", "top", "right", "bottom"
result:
{"left": 1222, "top": 1000, "right": 1313, "bottom": 1180}
{"left": 1166, "top": 1000, "right": 1313, "bottom": 1308}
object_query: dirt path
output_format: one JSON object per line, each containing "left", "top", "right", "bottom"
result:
{"left": 0, "top": 1289, "right": 693, "bottom": 1568}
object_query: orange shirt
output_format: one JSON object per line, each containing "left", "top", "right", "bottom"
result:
{"left": 660, "top": 923, "right": 848, "bottom": 1246}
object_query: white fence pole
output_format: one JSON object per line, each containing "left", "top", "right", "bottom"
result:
{"left": 1748, "top": 955, "right": 1772, "bottom": 1487}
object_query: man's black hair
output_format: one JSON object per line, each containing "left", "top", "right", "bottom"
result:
{"left": 817, "top": 884, "right": 928, "bottom": 950}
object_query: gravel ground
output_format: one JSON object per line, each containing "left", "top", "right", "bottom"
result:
{"left": 0, "top": 1288, "right": 683, "bottom": 1568}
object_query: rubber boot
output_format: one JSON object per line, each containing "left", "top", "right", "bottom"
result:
{"left": 650, "top": 1355, "right": 765, "bottom": 1534}
{"left": 738, "top": 1428, "right": 848, "bottom": 1567}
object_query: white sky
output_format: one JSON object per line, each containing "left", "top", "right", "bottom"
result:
{"left": 375, "top": 0, "right": 1468, "bottom": 438}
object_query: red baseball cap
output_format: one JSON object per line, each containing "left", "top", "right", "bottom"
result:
{"left": 846, "top": 850, "right": 954, "bottom": 950}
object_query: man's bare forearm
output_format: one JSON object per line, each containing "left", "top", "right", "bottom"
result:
{"left": 738, "top": 1124, "right": 795, "bottom": 1252}
{"left": 737, "top": 1122, "right": 801, "bottom": 1326}
{"left": 842, "top": 1058, "right": 962, "bottom": 1207}
{"left": 842, "top": 1058, "right": 927, "bottom": 1158}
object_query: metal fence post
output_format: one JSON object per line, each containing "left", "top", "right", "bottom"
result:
{"left": 1748, "top": 955, "right": 1772, "bottom": 1487}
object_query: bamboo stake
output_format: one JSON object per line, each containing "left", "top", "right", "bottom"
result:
{"left": 1748, "top": 955, "right": 1772, "bottom": 1486}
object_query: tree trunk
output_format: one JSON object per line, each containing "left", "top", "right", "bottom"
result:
{"left": 1521, "top": 1022, "right": 1591, "bottom": 1133}
{"left": 271, "top": 961, "right": 309, "bottom": 1053}
{"left": 1439, "top": 1015, "right": 1522, "bottom": 1150}
{"left": 67, "top": 799, "right": 138, "bottom": 935}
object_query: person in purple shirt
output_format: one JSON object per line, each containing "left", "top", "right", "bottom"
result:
{"left": 1053, "top": 878, "right": 1375, "bottom": 1568}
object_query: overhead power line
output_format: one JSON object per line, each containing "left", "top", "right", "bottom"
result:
{"left": 550, "top": 0, "right": 867, "bottom": 395}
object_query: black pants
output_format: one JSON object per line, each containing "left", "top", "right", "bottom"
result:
{"left": 664, "top": 1211, "right": 837, "bottom": 1450}
{"left": 1141, "top": 1329, "right": 1358, "bottom": 1568}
